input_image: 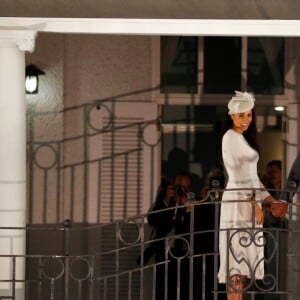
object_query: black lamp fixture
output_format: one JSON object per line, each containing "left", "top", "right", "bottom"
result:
{"left": 25, "top": 64, "right": 45, "bottom": 94}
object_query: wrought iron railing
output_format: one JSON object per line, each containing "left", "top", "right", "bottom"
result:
{"left": 1, "top": 190, "right": 299, "bottom": 300}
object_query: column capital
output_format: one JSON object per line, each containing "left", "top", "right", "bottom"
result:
{"left": 0, "top": 29, "right": 38, "bottom": 52}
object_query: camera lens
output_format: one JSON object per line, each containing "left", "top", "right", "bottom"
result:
{"left": 175, "top": 186, "right": 186, "bottom": 197}
{"left": 209, "top": 176, "right": 224, "bottom": 190}
{"left": 211, "top": 179, "right": 220, "bottom": 188}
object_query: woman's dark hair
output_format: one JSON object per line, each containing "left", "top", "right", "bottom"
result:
{"left": 220, "top": 109, "right": 260, "bottom": 154}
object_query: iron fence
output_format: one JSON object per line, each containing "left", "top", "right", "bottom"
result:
{"left": 1, "top": 192, "right": 299, "bottom": 300}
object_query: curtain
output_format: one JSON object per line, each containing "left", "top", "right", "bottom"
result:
{"left": 259, "top": 38, "right": 283, "bottom": 86}
{"left": 161, "top": 36, "right": 180, "bottom": 73}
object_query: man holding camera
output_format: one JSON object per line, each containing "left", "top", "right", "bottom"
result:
{"left": 146, "top": 171, "right": 198, "bottom": 300}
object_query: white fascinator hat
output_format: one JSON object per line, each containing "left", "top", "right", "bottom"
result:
{"left": 228, "top": 91, "right": 255, "bottom": 115}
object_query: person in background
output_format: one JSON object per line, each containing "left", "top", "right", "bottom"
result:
{"left": 260, "top": 152, "right": 300, "bottom": 300}
{"left": 263, "top": 160, "right": 283, "bottom": 227}
{"left": 199, "top": 167, "right": 226, "bottom": 300}
{"left": 146, "top": 171, "right": 195, "bottom": 300}
{"left": 143, "top": 170, "right": 216, "bottom": 300}
{"left": 265, "top": 160, "right": 282, "bottom": 197}
{"left": 280, "top": 152, "right": 300, "bottom": 202}
{"left": 200, "top": 167, "right": 225, "bottom": 201}
{"left": 262, "top": 160, "right": 284, "bottom": 300}
{"left": 217, "top": 91, "right": 276, "bottom": 300}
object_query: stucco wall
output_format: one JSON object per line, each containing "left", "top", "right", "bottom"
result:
{"left": 64, "top": 34, "right": 152, "bottom": 106}
{"left": 26, "top": 33, "right": 153, "bottom": 224}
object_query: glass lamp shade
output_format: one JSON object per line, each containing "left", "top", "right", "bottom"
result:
{"left": 25, "top": 75, "right": 38, "bottom": 94}
{"left": 25, "top": 64, "right": 45, "bottom": 94}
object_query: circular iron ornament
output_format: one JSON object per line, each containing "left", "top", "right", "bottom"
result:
{"left": 139, "top": 119, "right": 161, "bottom": 147}
{"left": 229, "top": 229, "right": 266, "bottom": 251}
{"left": 228, "top": 229, "right": 270, "bottom": 291}
{"left": 40, "top": 257, "right": 65, "bottom": 280}
{"left": 167, "top": 236, "right": 190, "bottom": 259}
{"left": 87, "top": 103, "right": 113, "bottom": 132}
{"left": 253, "top": 229, "right": 267, "bottom": 247}
{"left": 69, "top": 257, "right": 91, "bottom": 281}
{"left": 33, "top": 144, "right": 58, "bottom": 169}
{"left": 254, "top": 229, "right": 277, "bottom": 291}
{"left": 118, "top": 220, "right": 141, "bottom": 246}
{"left": 262, "top": 230, "right": 277, "bottom": 265}
{"left": 260, "top": 273, "right": 276, "bottom": 291}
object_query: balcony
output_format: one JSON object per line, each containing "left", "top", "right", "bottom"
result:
{"left": 1, "top": 191, "right": 299, "bottom": 300}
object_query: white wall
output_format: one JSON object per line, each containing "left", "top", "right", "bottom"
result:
{"left": 26, "top": 33, "right": 154, "bottom": 223}
{"left": 64, "top": 34, "right": 152, "bottom": 106}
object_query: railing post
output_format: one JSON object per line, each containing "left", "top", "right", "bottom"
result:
{"left": 63, "top": 219, "right": 72, "bottom": 300}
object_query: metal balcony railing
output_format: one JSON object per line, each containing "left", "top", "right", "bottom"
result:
{"left": 1, "top": 190, "right": 299, "bottom": 300}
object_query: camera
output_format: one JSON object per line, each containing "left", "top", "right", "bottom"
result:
{"left": 174, "top": 185, "right": 195, "bottom": 201}
{"left": 209, "top": 176, "right": 225, "bottom": 190}
{"left": 174, "top": 185, "right": 186, "bottom": 198}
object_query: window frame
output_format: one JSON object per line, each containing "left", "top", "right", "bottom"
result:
{"left": 151, "top": 36, "right": 288, "bottom": 106}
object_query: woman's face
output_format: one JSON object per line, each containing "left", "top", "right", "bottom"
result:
{"left": 231, "top": 109, "right": 252, "bottom": 134}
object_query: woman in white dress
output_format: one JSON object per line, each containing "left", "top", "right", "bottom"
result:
{"left": 217, "top": 91, "right": 275, "bottom": 300}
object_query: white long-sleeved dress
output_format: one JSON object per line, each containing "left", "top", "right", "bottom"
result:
{"left": 217, "top": 129, "right": 270, "bottom": 283}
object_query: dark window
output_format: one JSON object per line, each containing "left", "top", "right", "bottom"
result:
{"left": 161, "top": 105, "right": 225, "bottom": 193}
{"left": 160, "top": 36, "right": 198, "bottom": 94}
{"left": 247, "top": 37, "right": 284, "bottom": 95}
{"left": 204, "top": 37, "right": 241, "bottom": 94}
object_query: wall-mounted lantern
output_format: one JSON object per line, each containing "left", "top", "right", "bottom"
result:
{"left": 25, "top": 64, "right": 45, "bottom": 94}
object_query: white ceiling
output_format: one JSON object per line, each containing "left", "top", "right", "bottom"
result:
{"left": 0, "top": 0, "right": 300, "bottom": 19}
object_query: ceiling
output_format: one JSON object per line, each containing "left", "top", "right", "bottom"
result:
{"left": 0, "top": 0, "right": 300, "bottom": 19}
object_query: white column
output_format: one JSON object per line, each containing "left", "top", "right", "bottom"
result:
{"left": 0, "top": 30, "right": 37, "bottom": 300}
